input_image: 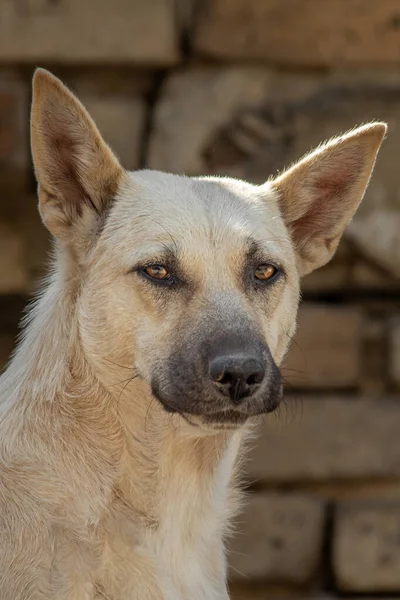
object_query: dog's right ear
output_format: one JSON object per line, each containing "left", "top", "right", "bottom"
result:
{"left": 31, "top": 69, "right": 124, "bottom": 244}
{"left": 270, "top": 123, "right": 386, "bottom": 276}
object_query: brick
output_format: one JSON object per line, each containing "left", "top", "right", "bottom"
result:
{"left": 0, "top": 221, "right": 30, "bottom": 294}
{"left": 0, "top": 334, "right": 16, "bottom": 370}
{"left": 0, "top": 73, "right": 29, "bottom": 196}
{"left": 228, "top": 493, "right": 324, "bottom": 584}
{"left": 247, "top": 397, "right": 400, "bottom": 482}
{"left": 70, "top": 90, "right": 146, "bottom": 171}
{"left": 17, "top": 195, "right": 51, "bottom": 290}
{"left": 348, "top": 208, "right": 400, "bottom": 279}
{"left": 302, "top": 247, "right": 399, "bottom": 293}
{"left": 334, "top": 500, "right": 400, "bottom": 591}
{"left": 360, "top": 319, "right": 387, "bottom": 395}
{"left": 389, "top": 317, "right": 400, "bottom": 388}
{"left": 283, "top": 304, "right": 363, "bottom": 389}
{"left": 147, "top": 67, "right": 324, "bottom": 175}
{"left": 82, "top": 100, "right": 144, "bottom": 170}
{"left": 0, "top": 194, "right": 49, "bottom": 294}
{"left": 301, "top": 263, "right": 349, "bottom": 294}
{"left": 193, "top": 0, "right": 400, "bottom": 66}
{"left": 0, "top": 0, "right": 178, "bottom": 65}
{"left": 351, "top": 260, "right": 398, "bottom": 289}
{"left": 148, "top": 66, "right": 276, "bottom": 174}
{"left": 231, "top": 593, "right": 336, "bottom": 600}
{"left": 148, "top": 69, "right": 400, "bottom": 275}
{"left": 0, "top": 296, "right": 27, "bottom": 331}
{"left": 301, "top": 240, "right": 352, "bottom": 293}
{"left": 62, "top": 69, "right": 154, "bottom": 97}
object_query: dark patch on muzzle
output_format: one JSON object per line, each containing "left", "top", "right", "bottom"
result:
{"left": 151, "top": 326, "right": 282, "bottom": 426}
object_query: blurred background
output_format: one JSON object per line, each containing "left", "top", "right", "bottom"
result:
{"left": 1, "top": 1, "right": 400, "bottom": 598}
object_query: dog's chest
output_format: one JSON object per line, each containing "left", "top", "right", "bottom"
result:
{"left": 93, "top": 435, "right": 242, "bottom": 599}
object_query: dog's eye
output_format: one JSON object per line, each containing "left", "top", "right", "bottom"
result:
{"left": 254, "top": 264, "right": 278, "bottom": 281}
{"left": 144, "top": 265, "right": 170, "bottom": 281}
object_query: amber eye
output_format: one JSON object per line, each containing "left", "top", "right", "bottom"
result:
{"left": 144, "top": 265, "right": 170, "bottom": 280}
{"left": 254, "top": 264, "right": 278, "bottom": 281}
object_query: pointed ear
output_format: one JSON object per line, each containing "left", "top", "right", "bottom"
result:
{"left": 270, "top": 123, "right": 387, "bottom": 276}
{"left": 31, "top": 68, "right": 124, "bottom": 244}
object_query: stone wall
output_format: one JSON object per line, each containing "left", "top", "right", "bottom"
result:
{"left": 1, "top": 1, "right": 400, "bottom": 598}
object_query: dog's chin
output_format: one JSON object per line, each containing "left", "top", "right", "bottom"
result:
{"left": 154, "top": 392, "right": 283, "bottom": 433}
{"left": 151, "top": 375, "right": 283, "bottom": 433}
{"left": 181, "top": 410, "right": 250, "bottom": 432}
{"left": 155, "top": 401, "right": 249, "bottom": 432}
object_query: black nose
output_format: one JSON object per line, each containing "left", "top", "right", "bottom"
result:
{"left": 209, "top": 354, "right": 265, "bottom": 405}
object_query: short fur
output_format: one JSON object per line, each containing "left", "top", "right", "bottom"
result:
{"left": 0, "top": 70, "right": 386, "bottom": 599}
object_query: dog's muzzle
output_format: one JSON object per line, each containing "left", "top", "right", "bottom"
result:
{"left": 151, "top": 334, "right": 283, "bottom": 427}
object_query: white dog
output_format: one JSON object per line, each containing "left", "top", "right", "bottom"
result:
{"left": 0, "top": 69, "right": 386, "bottom": 599}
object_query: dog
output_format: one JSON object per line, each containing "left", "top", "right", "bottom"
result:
{"left": 0, "top": 69, "right": 386, "bottom": 599}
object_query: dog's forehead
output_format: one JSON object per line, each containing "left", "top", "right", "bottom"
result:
{"left": 108, "top": 170, "right": 290, "bottom": 259}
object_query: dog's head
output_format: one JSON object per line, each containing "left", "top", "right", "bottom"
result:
{"left": 30, "top": 70, "right": 386, "bottom": 431}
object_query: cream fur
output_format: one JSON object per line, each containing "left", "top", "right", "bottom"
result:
{"left": 0, "top": 70, "right": 386, "bottom": 599}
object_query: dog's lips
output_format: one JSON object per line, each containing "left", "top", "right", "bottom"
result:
{"left": 204, "top": 399, "right": 281, "bottom": 424}
{"left": 152, "top": 376, "right": 283, "bottom": 427}
{"left": 157, "top": 396, "right": 282, "bottom": 432}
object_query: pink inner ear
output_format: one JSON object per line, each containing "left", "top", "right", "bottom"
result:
{"left": 313, "top": 140, "right": 361, "bottom": 197}
{"left": 315, "top": 171, "right": 351, "bottom": 199}
{"left": 291, "top": 169, "right": 355, "bottom": 252}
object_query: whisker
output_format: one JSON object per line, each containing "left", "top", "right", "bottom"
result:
{"left": 281, "top": 367, "right": 310, "bottom": 375}
{"left": 144, "top": 394, "right": 157, "bottom": 436}
{"left": 151, "top": 218, "right": 179, "bottom": 254}
{"left": 109, "top": 373, "right": 140, "bottom": 388}
{"left": 281, "top": 385, "right": 304, "bottom": 426}
{"left": 284, "top": 329, "right": 308, "bottom": 371}
{"left": 103, "top": 357, "right": 136, "bottom": 371}
{"left": 228, "top": 565, "right": 248, "bottom": 579}
{"left": 116, "top": 373, "right": 140, "bottom": 404}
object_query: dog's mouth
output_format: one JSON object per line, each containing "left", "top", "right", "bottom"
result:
{"left": 162, "top": 408, "right": 249, "bottom": 431}
{"left": 200, "top": 410, "right": 250, "bottom": 430}
{"left": 156, "top": 389, "right": 283, "bottom": 431}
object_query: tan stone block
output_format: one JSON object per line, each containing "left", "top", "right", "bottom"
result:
{"left": 63, "top": 69, "right": 154, "bottom": 97}
{"left": 351, "top": 261, "right": 398, "bottom": 289}
{"left": 389, "top": 317, "right": 400, "bottom": 388}
{"left": 17, "top": 195, "right": 51, "bottom": 289}
{"left": 0, "top": 194, "right": 49, "bottom": 294}
{"left": 148, "top": 66, "right": 277, "bottom": 174}
{"left": 0, "top": 296, "right": 27, "bottom": 331}
{"left": 301, "top": 239, "right": 353, "bottom": 293}
{"left": 301, "top": 263, "right": 349, "bottom": 294}
{"left": 56, "top": 72, "right": 150, "bottom": 171}
{"left": 193, "top": 0, "right": 400, "bottom": 66}
{"left": 0, "top": 221, "right": 30, "bottom": 294}
{"left": 0, "top": 72, "right": 29, "bottom": 196}
{"left": 0, "top": 334, "right": 16, "bottom": 370}
{"left": 148, "top": 68, "right": 400, "bottom": 276}
{"left": 334, "top": 500, "right": 400, "bottom": 592}
{"left": 359, "top": 318, "right": 387, "bottom": 395}
{"left": 147, "top": 67, "right": 325, "bottom": 175}
{"left": 347, "top": 209, "right": 400, "bottom": 279}
{"left": 0, "top": 0, "right": 179, "bottom": 65}
{"left": 283, "top": 304, "right": 363, "bottom": 389}
{"left": 75, "top": 94, "right": 146, "bottom": 171}
{"left": 228, "top": 493, "right": 324, "bottom": 584}
{"left": 231, "top": 592, "right": 335, "bottom": 600}
{"left": 247, "top": 397, "right": 400, "bottom": 482}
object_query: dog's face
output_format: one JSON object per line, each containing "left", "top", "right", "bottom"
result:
{"left": 30, "top": 70, "right": 386, "bottom": 431}
{"left": 86, "top": 172, "right": 298, "bottom": 428}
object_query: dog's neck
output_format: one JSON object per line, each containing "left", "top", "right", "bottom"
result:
{"left": 2, "top": 257, "right": 244, "bottom": 597}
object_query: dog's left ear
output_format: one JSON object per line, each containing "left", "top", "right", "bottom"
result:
{"left": 270, "top": 123, "right": 387, "bottom": 276}
{"left": 31, "top": 68, "right": 124, "bottom": 245}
